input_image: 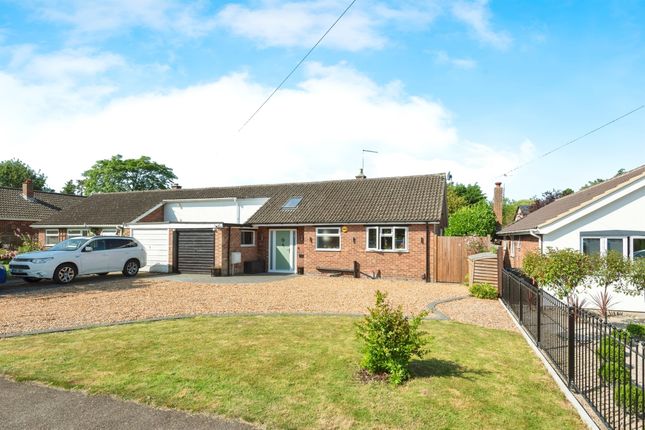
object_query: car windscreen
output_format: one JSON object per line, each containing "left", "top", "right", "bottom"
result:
{"left": 49, "top": 238, "right": 90, "bottom": 251}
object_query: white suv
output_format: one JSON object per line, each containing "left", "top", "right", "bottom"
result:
{"left": 9, "top": 236, "right": 147, "bottom": 284}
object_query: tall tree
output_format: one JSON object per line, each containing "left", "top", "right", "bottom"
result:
{"left": 444, "top": 202, "right": 497, "bottom": 237}
{"left": 449, "top": 182, "right": 486, "bottom": 206}
{"left": 0, "top": 159, "right": 50, "bottom": 191}
{"left": 60, "top": 180, "right": 80, "bottom": 195}
{"left": 81, "top": 155, "right": 177, "bottom": 194}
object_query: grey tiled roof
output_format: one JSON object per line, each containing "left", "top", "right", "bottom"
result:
{"left": 498, "top": 164, "right": 645, "bottom": 235}
{"left": 34, "top": 174, "right": 447, "bottom": 226}
{"left": 0, "top": 187, "right": 85, "bottom": 221}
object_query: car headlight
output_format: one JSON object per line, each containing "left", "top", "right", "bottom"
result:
{"left": 30, "top": 258, "right": 54, "bottom": 264}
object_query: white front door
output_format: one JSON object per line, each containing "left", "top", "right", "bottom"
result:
{"left": 269, "top": 229, "right": 296, "bottom": 273}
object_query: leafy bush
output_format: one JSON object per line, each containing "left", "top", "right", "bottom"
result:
{"left": 596, "top": 334, "right": 627, "bottom": 363}
{"left": 469, "top": 283, "right": 498, "bottom": 300}
{"left": 599, "top": 361, "right": 630, "bottom": 384}
{"left": 463, "top": 272, "right": 469, "bottom": 286}
{"left": 626, "top": 323, "right": 645, "bottom": 340}
{"left": 17, "top": 234, "right": 41, "bottom": 254}
{"left": 615, "top": 383, "right": 645, "bottom": 414}
{"left": 629, "top": 259, "right": 645, "bottom": 295}
{"left": 521, "top": 251, "right": 547, "bottom": 286}
{"left": 356, "top": 291, "right": 429, "bottom": 385}
{"left": 445, "top": 202, "right": 497, "bottom": 237}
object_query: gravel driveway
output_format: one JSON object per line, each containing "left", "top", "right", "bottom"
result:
{"left": 0, "top": 274, "right": 513, "bottom": 335}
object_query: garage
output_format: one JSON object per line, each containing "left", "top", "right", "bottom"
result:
{"left": 175, "top": 230, "right": 215, "bottom": 274}
{"left": 132, "top": 229, "right": 170, "bottom": 273}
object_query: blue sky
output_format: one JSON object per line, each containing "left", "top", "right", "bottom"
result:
{"left": 0, "top": 0, "right": 643, "bottom": 199}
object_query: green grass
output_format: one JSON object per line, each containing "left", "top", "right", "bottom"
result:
{"left": 0, "top": 316, "right": 583, "bottom": 429}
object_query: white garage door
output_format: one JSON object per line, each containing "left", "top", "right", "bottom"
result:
{"left": 132, "top": 229, "right": 170, "bottom": 273}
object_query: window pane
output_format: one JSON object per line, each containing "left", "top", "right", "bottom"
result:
{"left": 634, "top": 238, "right": 645, "bottom": 260}
{"left": 582, "top": 238, "right": 601, "bottom": 255}
{"left": 381, "top": 236, "right": 393, "bottom": 250}
{"left": 90, "top": 239, "right": 106, "bottom": 251}
{"left": 367, "top": 228, "right": 377, "bottom": 249}
{"left": 241, "top": 231, "right": 254, "bottom": 245}
{"left": 607, "top": 238, "right": 624, "bottom": 256}
{"left": 317, "top": 228, "right": 339, "bottom": 235}
{"left": 395, "top": 228, "right": 406, "bottom": 249}
{"left": 317, "top": 236, "right": 340, "bottom": 249}
{"left": 381, "top": 228, "right": 392, "bottom": 235}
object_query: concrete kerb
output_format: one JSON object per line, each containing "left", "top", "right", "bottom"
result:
{"left": 426, "top": 295, "right": 469, "bottom": 320}
{"left": 499, "top": 298, "right": 601, "bottom": 430}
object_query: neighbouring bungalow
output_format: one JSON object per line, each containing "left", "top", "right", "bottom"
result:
{"left": 32, "top": 173, "right": 448, "bottom": 280}
{"left": 498, "top": 164, "right": 645, "bottom": 311}
{"left": 0, "top": 179, "right": 84, "bottom": 248}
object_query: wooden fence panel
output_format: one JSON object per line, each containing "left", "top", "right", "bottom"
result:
{"left": 435, "top": 236, "right": 491, "bottom": 283}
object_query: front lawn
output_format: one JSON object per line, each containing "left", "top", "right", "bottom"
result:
{"left": 0, "top": 316, "right": 583, "bottom": 429}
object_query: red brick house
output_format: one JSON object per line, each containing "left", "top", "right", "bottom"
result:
{"left": 0, "top": 180, "right": 84, "bottom": 248}
{"left": 33, "top": 174, "right": 448, "bottom": 280}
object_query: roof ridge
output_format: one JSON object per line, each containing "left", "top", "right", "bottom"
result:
{"left": 0, "top": 186, "right": 85, "bottom": 198}
{"left": 88, "top": 173, "right": 448, "bottom": 196}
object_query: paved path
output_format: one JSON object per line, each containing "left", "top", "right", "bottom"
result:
{"left": 0, "top": 377, "right": 256, "bottom": 430}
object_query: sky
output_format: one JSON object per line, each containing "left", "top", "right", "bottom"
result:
{"left": 0, "top": 0, "right": 643, "bottom": 199}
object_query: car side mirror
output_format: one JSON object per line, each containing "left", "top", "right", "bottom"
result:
{"left": 84, "top": 246, "right": 93, "bottom": 253}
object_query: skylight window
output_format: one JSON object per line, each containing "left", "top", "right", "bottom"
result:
{"left": 282, "top": 196, "right": 303, "bottom": 209}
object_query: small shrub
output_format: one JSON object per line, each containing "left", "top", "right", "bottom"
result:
{"left": 463, "top": 272, "right": 469, "bottom": 285}
{"left": 469, "top": 283, "right": 498, "bottom": 300}
{"left": 615, "top": 383, "right": 645, "bottom": 414}
{"left": 17, "top": 234, "right": 42, "bottom": 254}
{"left": 356, "top": 291, "right": 429, "bottom": 385}
{"left": 596, "top": 334, "right": 628, "bottom": 363}
{"left": 599, "top": 361, "right": 630, "bottom": 384}
{"left": 626, "top": 323, "right": 645, "bottom": 340}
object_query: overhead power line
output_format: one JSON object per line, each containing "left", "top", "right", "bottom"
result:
{"left": 238, "top": 0, "right": 359, "bottom": 132}
{"left": 502, "top": 105, "right": 644, "bottom": 177}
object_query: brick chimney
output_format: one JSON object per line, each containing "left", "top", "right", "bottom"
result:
{"left": 493, "top": 182, "right": 503, "bottom": 225}
{"left": 22, "top": 179, "right": 34, "bottom": 199}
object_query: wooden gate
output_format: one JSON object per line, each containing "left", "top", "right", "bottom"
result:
{"left": 435, "top": 236, "right": 490, "bottom": 283}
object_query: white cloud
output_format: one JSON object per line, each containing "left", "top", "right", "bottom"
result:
{"left": 434, "top": 51, "right": 476, "bottom": 69}
{"left": 0, "top": 60, "right": 534, "bottom": 197}
{"left": 217, "top": 0, "right": 439, "bottom": 51}
{"left": 28, "top": 0, "right": 217, "bottom": 38}
{"left": 451, "top": 0, "right": 512, "bottom": 49}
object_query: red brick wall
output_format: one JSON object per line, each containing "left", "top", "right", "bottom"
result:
{"left": 139, "top": 206, "right": 164, "bottom": 222}
{"left": 216, "top": 227, "right": 260, "bottom": 275}
{"left": 502, "top": 235, "right": 540, "bottom": 269}
{"left": 256, "top": 225, "right": 433, "bottom": 280}
{"left": 0, "top": 220, "right": 38, "bottom": 247}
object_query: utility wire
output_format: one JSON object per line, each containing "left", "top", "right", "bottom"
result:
{"left": 238, "top": 0, "right": 359, "bottom": 132}
{"left": 503, "top": 104, "right": 644, "bottom": 177}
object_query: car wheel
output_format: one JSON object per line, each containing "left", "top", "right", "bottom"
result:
{"left": 54, "top": 264, "right": 76, "bottom": 284}
{"left": 97, "top": 273, "right": 109, "bottom": 276}
{"left": 123, "top": 259, "right": 140, "bottom": 277}
{"left": 24, "top": 277, "right": 42, "bottom": 283}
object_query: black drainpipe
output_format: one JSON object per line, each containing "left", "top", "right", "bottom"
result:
{"left": 227, "top": 225, "right": 232, "bottom": 276}
{"left": 425, "top": 222, "right": 430, "bottom": 282}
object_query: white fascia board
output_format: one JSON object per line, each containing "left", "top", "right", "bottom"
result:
{"left": 32, "top": 224, "right": 120, "bottom": 228}
{"left": 161, "top": 197, "right": 242, "bottom": 203}
{"left": 127, "top": 222, "right": 223, "bottom": 230}
{"left": 539, "top": 176, "right": 645, "bottom": 235}
{"left": 250, "top": 221, "right": 440, "bottom": 227}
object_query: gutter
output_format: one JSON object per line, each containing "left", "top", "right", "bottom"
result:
{"left": 529, "top": 229, "right": 543, "bottom": 253}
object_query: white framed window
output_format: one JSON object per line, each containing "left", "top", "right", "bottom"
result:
{"left": 45, "top": 229, "right": 60, "bottom": 247}
{"left": 366, "top": 226, "right": 408, "bottom": 252}
{"left": 631, "top": 237, "right": 645, "bottom": 260}
{"left": 316, "top": 227, "right": 341, "bottom": 251}
{"left": 67, "top": 229, "right": 89, "bottom": 238}
{"left": 100, "top": 228, "right": 118, "bottom": 236}
{"left": 240, "top": 230, "right": 256, "bottom": 247}
{"left": 581, "top": 237, "right": 627, "bottom": 257}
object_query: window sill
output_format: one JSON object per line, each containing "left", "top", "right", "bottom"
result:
{"left": 240, "top": 244, "right": 256, "bottom": 248}
{"left": 315, "top": 248, "right": 341, "bottom": 252}
{"left": 366, "top": 249, "right": 409, "bottom": 254}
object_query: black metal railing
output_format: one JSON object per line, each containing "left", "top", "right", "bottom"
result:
{"left": 501, "top": 269, "right": 645, "bottom": 430}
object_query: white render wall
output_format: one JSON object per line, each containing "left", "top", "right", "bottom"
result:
{"left": 541, "top": 179, "right": 645, "bottom": 312}
{"left": 164, "top": 198, "right": 268, "bottom": 224}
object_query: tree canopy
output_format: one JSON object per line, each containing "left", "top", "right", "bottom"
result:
{"left": 446, "top": 182, "right": 486, "bottom": 216}
{"left": 444, "top": 201, "right": 497, "bottom": 237}
{"left": 81, "top": 155, "right": 177, "bottom": 194}
{"left": 0, "top": 159, "right": 50, "bottom": 191}
{"left": 60, "top": 180, "right": 81, "bottom": 195}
